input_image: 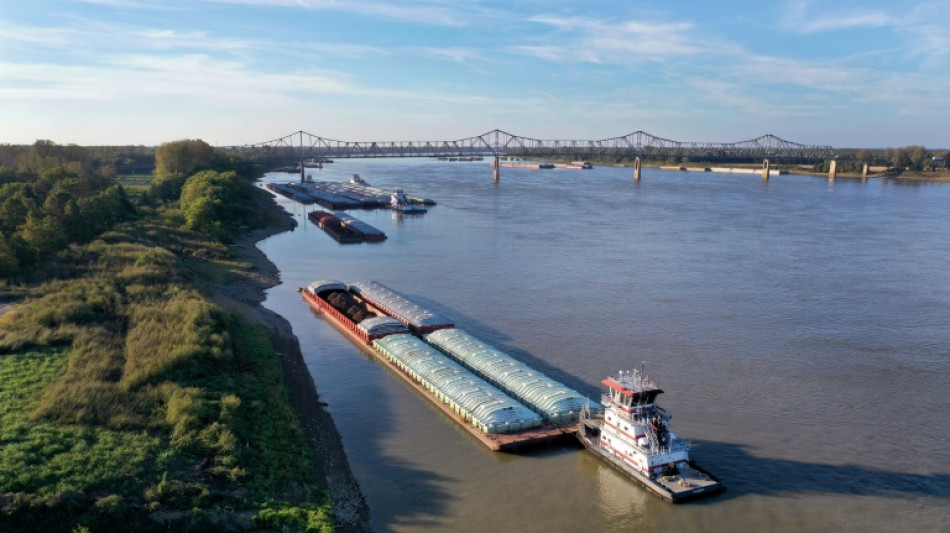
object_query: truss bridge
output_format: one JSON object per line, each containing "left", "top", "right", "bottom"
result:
{"left": 225, "top": 130, "right": 834, "bottom": 163}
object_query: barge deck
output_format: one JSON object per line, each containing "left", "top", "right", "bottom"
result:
{"left": 301, "top": 287, "right": 576, "bottom": 451}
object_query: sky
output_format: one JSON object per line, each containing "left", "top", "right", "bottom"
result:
{"left": 1, "top": 0, "right": 948, "bottom": 148}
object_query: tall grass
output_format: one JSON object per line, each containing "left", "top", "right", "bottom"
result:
{"left": 0, "top": 181, "right": 334, "bottom": 531}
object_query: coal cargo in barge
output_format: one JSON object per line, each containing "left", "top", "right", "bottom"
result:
{"left": 302, "top": 280, "right": 409, "bottom": 343}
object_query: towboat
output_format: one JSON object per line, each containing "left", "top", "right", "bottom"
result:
{"left": 390, "top": 188, "right": 427, "bottom": 213}
{"left": 578, "top": 368, "right": 725, "bottom": 502}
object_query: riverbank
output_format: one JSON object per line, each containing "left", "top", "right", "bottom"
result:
{"left": 219, "top": 186, "right": 371, "bottom": 532}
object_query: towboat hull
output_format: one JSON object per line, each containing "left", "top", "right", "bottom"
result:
{"left": 577, "top": 418, "right": 725, "bottom": 503}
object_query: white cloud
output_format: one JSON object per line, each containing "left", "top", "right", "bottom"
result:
{"left": 415, "top": 47, "right": 481, "bottom": 64}
{"left": 71, "top": 0, "right": 177, "bottom": 8}
{"left": 202, "top": 0, "right": 470, "bottom": 26}
{"left": 783, "top": 1, "right": 893, "bottom": 33}
{"left": 516, "top": 15, "right": 701, "bottom": 64}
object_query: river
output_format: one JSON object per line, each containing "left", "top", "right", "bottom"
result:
{"left": 258, "top": 159, "right": 949, "bottom": 532}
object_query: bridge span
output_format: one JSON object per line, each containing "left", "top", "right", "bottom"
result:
{"left": 224, "top": 129, "right": 834, "bottom": 162}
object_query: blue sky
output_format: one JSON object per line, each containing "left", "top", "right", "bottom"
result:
{"left": 1, "top": 0, "right": 948, "bottom": 147}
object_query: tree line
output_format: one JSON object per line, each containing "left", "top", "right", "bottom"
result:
{"left": 0, "top": 139, "right": 267, "bottom": 279}
{"left": 0, "top": 142, "right": 137, "bottom": 278}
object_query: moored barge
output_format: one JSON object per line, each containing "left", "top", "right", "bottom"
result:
{"left": 348, "top": 281, "right": 454, "bottom": 334}
{"left": 307, "top": 211, "right": 363, "bottom": 243}
{"left": 266, "top": 182, "right": 315, "bottom": 204}
{"left": 301, "top": 281, "right": 577, "bottom": 450}
{"left": 307, "top": 211, "right": 387, "bottom": 243}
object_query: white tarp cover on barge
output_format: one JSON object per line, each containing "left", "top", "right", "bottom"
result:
{"left": 424, "top": 328, "right": 599, "bottom": 424}
{"left": 350, "top": 281, "right": 454, "bottom": 332}
{"left": 357, "top": 316, "right": 408, "bottom": 336}
{"left": 308, "top": 280, "right": 348, "bottom": 294}
{"left": 373, "top": 334, "right": 542, "bottom": 434}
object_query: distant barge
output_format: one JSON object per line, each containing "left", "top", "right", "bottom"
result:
{"left": 266, "top": 182, "right": 315, "bottom": 204}
{"left": 307, "top": 211, "right": 386, "bottom": 243}
{"left": 301, "top": 281, "right": 589, "bottom": 450}
{"left": 266, "top": 177, "right": 435, "bottom": 210}
{"left": 497, "top": 161, "right": 555, "bottom": 169}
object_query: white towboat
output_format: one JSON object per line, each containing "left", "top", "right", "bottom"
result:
{"left": 390, "top": 188, "right": 427, "bottom": 213}
{"left": 578, "top": 368, "right": 725, "bottom": 502}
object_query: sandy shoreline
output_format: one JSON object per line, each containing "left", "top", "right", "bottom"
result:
{"left": 218, "top": 188, "right": 371, "bottom": 532}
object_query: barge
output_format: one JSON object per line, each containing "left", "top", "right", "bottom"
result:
{"left": 308, "top": 211, "right": 387, "bottom": 243}
{"left": 266, "top": 182, "right": 315, "bottom": 204}
{"left": 301, "top": 281, "right": 577, "bottom": 450}
{"left": 307, "top": 211, "right": 363, "bottom": 243}
{"left": 424, "top": 328, "right": 599, "bottom": 424}
{"left": 348, "top": 281, "right": 454, "bottom": 334}
{"left": 497, "top": 161, "right": 554, "bottom": 169}
{"left": 555, "top": 161, "right": 593, "bottom": 169}
{"left": 270, "top": 178, "right": 435, "bottom": 209}
{"left": 578, "top": 368, "right": 725, "bottom": 502}
{"left": 335, "top": 212, "right": 387, "bottom": 242}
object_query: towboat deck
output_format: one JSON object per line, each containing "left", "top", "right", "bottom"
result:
{"left": 579, "top": 415, "right": 724, "bottom": 502}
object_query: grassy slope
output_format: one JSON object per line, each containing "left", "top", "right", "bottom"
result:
{"left": 0, "top": 187, "right": 334, "bottom": 532}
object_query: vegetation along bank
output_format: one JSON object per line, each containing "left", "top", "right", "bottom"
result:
{"left": 0, "top": 140, "right": 369, "bottom": 532}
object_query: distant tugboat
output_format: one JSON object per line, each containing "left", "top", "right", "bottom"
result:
{"left": 578, "top": 368, "right": 725, "bottom": 502}
{"left": 390, "top": 188, "right": 427, "bottom": 213}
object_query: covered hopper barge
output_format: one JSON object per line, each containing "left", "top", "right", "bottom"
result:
{"left": 301, "top": 280, "right": 579, "bottom": 450}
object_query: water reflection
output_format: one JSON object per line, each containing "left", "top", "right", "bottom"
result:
{"left": 590, "top": 455, "right": 650, "bottom": 530}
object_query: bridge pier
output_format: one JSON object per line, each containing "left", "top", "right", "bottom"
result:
{"left": 762, "top": 159, "right": 770, "bottom": 181}
{"left": 829, "top": 160, "right": 837, "bottom": 182}
{"left": 862, "top": 162, "right": 869, "bottom": 182}
{"left": 634, "top": 157, "right": 641, "bottom": 181}
{"left": 493, "top": 156, "right": 500, "bottom": 181}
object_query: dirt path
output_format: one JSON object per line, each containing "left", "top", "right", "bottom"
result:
{"left": 219, "top": 188, "right": 371, "bottom": 532}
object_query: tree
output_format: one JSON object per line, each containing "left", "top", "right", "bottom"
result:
{"left": 0, "top": 186, "right": 37, "bottom": 233}
{"left": 0, "top": 232, "right": 19, "bottom": 277}
{"left": 43, "top": 191, "right": 75, "bottom": 220}
{"left": 155, "top": 139, "right": 216, "bottom": 178}
{"left": 909, "top": 146, "right": 929, "bottom": 170}
{"left": 891, "top": 148, "right": 911, "bottom": 169}
{"left": 17, "top": 211, "right": 65, "bottom": 263}
{"left": 179, "top": 170, "right": 241, "bottom": 236}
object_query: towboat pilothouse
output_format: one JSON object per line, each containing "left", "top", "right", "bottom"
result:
{"left": 578, "top": 368, "right": 725, "bottom": 502}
